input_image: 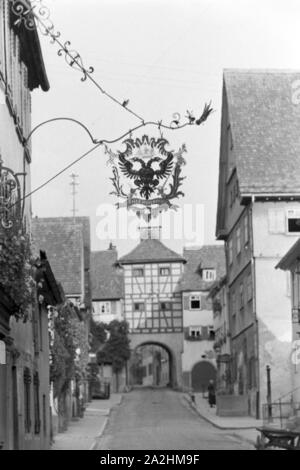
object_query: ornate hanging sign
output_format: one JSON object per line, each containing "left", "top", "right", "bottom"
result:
{"left": 107, "top": 135, "right": 187, "bottom": 221}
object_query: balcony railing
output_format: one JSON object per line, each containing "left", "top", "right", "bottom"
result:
{"left": 262, "top": 401, "right": 300, "bottom": 430}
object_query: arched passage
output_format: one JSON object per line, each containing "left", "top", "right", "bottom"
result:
{"left": 129, "top": 332, "right": 183, "bottom": 389}
{"left": 191, "top": 361, "right": 216, "bottom": 393}
{"left": 129, "top": 341, "right": 176, "bottom": 388}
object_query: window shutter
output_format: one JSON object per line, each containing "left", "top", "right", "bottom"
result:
{"left": 183, "top": 295, "right": 189, "bottom": 310}
{"left": 202, "top": 326, "right": 208, "bottom": 340}
{"left": 268, "top": 209, "right": 285, "bottom": 233}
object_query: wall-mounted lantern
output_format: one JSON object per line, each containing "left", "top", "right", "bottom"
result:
{"left": 0, "top": 155, "right": 24, "bottom": 229}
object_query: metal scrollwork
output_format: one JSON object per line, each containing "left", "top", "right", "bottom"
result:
{"left": 0, "top": 156, "right": 22, "bottom": 229}
{"left": 12, "top": 0, "right": 94, "bottom": 82}
{"left": 57, "top": 42, "right": 94, "bottom": 82}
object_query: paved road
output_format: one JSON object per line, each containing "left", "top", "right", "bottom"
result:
{"left": 96, "top": 388, "right": 253, "bottom": 450}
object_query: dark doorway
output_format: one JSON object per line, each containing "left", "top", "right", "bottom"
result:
{"left": 191, "top": 361, "right": 216, "bottom": 393}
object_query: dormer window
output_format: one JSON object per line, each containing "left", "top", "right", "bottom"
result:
{"left": 203, "top": 269, "right": 216, "bottom": 282}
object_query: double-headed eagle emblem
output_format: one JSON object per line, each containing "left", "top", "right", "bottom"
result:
{"left": 106, "top": 135, "right": 187, "bottom": 221}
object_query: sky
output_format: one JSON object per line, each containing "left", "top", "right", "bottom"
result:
{"left": 31, "top": 0, "right": 300, "bottom": 256}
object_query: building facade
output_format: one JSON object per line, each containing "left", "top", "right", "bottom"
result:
{"left": 32, "top": 217, "right": 92, "bottom": 433}
{"left": 216, "top": 70, "right": 300, "bottom": 416}
{"left": 90, "top": 243, "right": 125, "bottom": 392}
{"left": 179, "top": 246, "right": 225, "bottom": 392}
{"left": 118, "top": 236, "right": 185, "bottom": 388}
{"left": 209, "top": 276, "right": 231, "bottom": 395}
{"left": 0, "top": 0, "right": 52, "bottom": 449}
{"left": 277, "top": 239, "right": 300, "bottom": 404}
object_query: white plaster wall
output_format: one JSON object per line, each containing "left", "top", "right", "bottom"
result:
{"left": 252, "top": 202, "right": 300, "bottom": 258}
{"left": 182, "top": 340, "right": 215, "bottom": 371}
{"left": 183, "top": 291, "right": 213, "bottom": 327}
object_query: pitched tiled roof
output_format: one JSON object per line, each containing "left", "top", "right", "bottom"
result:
{"left": 225, "top": 69, "right": 300, "bottom": 195}
{"left": 32, "top": 218, "right": 87, "bottom": 296}
{"left": 178, "top": 245, "right": 226, "bottom": 292}
{"left": 91, "top": 249, "right": 124, "bottom": 300}
{"left": 118, "top": 239, "right": 185, "bottom": 264}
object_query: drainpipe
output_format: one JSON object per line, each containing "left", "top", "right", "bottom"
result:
{"left": 266, "top": 365, "right": 272, "bottom": 420}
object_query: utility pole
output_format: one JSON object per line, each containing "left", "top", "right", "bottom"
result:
{"left": 70, "top": 173, "right": 79, "bottom": 221}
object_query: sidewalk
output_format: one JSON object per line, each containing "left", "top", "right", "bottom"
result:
{"left": 51, "top": 394, "right": 123, "bottom": 450}
{"left": 183, "top": 393, "right": 261, "bottom": 446}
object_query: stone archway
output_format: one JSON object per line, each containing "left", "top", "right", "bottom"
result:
{"left": 129, "top": 332, "right": 183, "bottom": 389}
{"left": 191, "top": 361, "right": 216, "bottom": 393}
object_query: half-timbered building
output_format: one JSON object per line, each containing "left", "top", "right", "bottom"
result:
{"left": 118, "top": 235, "right": 185, "bottom": 388}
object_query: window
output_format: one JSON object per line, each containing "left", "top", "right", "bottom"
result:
{"left": 231, "top": 291, "right": 236, "bottom": 314}
{"left": 34, "top": 372, "right": 40, "bottom": 434}
{"left": 232, "top": 314, "right": 237, "bottom": 336}
{"left": 100, "top": 302, "right": 110, "bottom": 314}
{"left": 189, "top": 295, "right": 201, "bottom": 310}
{"left": 189, "top": 326, "right": 202, "bottom": 338}
{"left": 160, "top": 267, "right": 170, "bottom": 276}
{"left": 93, "top": 301, "right": 111, "bottom": 321}
{"left": 230, "top": 189, "right": 234, "bottom": 208}
{"left": 244, "top": 215, "right": 249, "bottom": 245}
{"left": 287, "top": 210, "right": 300, "bottom": 233}
{"left": 208, "top": 325, "right": 215, "bottom": 340}
{"left": 234, "top": 180, "right": 239, "bottom": 199}
{"left": 43, "top": 395, "right": 47, "bottom": 435}
{"left": 203, "top": 269, "right": 216, "bottom": 282}
{"left": 228, "top": 240, "right": 233, "bottom": 265}
{"left": 134, "top": 302, "right": 145, "bottom": 311}
{"left": 239, "top": 283, "right": 244, "bottom": 310}
{"left": 160, "top": 302, "right": 172, "bottom": 311}
{"left": 133, "top": 268, "right": 144, "bottom": 277}
{"left": 24, "top": 368, "right": 31, "bottom": 434}
{"left": 268, "top": 209, "right": 285, "bottom": 233}
{"left": 247, "top": 274, "right": 252, "bottom": 302}
{"left": 236, "top": 227, "right": 241, "bottom": 255}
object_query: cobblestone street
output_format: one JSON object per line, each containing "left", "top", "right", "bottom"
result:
{"left": 96, "top": 389, "right": 253, "bottom": 450}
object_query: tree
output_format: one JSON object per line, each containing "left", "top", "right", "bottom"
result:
{"left": 97, "top": 320, "right": 131, "bottom": 391}
{"left": 89, "top": 318, "right": 107, "bottom": 353}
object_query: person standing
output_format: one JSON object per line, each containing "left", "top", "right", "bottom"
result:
{"left": 208, "top": 380, "right": 216, "bottom": 408}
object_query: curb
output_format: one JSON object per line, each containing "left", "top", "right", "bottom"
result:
{"left": 90, "top": 394, "right": 124, "bottom": 450}
{"left": 182, "top": 395, "right": 259, "bottom": 431}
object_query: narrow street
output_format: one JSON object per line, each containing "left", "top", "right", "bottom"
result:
{"left": 96, "top": 389, "right": 253, "bottom": 450}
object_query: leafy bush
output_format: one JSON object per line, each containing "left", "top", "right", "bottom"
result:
{"left": 0, "top": 229, "right": 36, "bottom": 320}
